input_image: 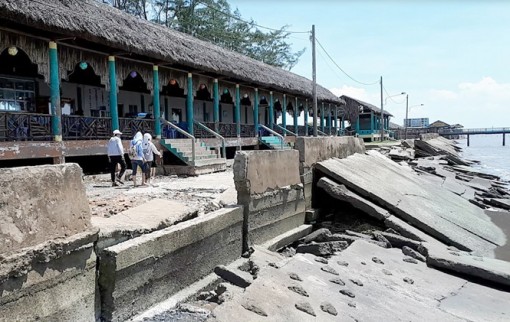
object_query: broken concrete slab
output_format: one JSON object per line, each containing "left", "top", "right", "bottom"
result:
{"left": 380, "top": 231, "right": 421, "bottom": 250}
{"left": 92, "top": 198, "right": 196, "bottom": 250}
{"left": 262, "top": 225, "right": 312, "bottom": 252}
{"left": 214, "top": 265, "right": 253, "bottom": 288}
{"left": 488, "top": 199, "right": 510, "bottom": 210}
{"left": 317, "top": 177, "right": 391, "bottom": 221}
{"left": 316, "top": 153, "right": 506, "bottom": 254}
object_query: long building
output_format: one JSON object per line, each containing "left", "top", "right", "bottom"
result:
{"left": 0, "top": 0, "right": 346, "bottom": 171}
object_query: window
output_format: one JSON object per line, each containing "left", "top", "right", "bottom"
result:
{"left": 0, "top": 77, "right": 35, "bottom": 112}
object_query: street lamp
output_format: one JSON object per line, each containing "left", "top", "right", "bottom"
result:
{"left": 404, "top": 94, "right": 424, "bottom": 140}
{"left": 381, "top": 92, "right": 405, "bottom": 142}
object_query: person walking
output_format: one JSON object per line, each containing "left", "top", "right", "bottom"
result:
{"left": 129, "top": 131, "right": 146, "bottom": 187}
{"left": 142, "top": 133, "right": 162, "bottom": 185}
{"left": 107, "top": 129, "right": 126, "bottom": 187}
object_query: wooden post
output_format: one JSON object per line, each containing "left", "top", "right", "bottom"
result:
{"left": 503, "top": 133, "right": 506, "bottom": 146}
{"left": 269, "top": 91, "right": 274, "bottom": 130}
{"left": 213, "top": 79, "right": 219, "bottom": 133}
{"left": 370, "top": 111, "right": 374, "bottom": 132}
{"left": 467, "top": 134, "right": 470, "bottom": 147}
{"left": 49, "top": 41, "right": 62, "bottom": 141}
{"left": 235, "top": 84, "right": 240, "bottom": 137}
{"left": 334, "top": 105, "right": 338, "bottom": 136}
{"left": 186, "top": 73, "right": 194, "bottom": 135}
{"left": 282, "top": 94, "right": 287, "bottom": 136}
{"left": 320, "top": 102, "right": 325, "bottom": 132}
{"left": 294, "top": 97, "right": 298, "bottom": 135}
{"left": 153, "top": 66, "right": 161, "bottom": 138}
{"left": 304, "top": 99, "right": 309, "bottom": 136}
{"left": 254, "top": 88, "right": 259, "bottom": 137}
{"left": 328, "top": 103, "right": 332, "bottom": 135}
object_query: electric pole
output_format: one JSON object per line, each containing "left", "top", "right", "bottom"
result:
{"left": 312, "top": 25, "right": 318, "bottom": 137}
{"left": 404, "top": 94, "right": 409, "bottom": 140}
{"left": 380, "top": 76, "right": 384, "bottom": 142}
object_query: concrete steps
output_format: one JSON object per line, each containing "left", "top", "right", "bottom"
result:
{"left": 260, "top": 136, "right": 292, "bottom": 150}
{"left": 160, "top": 138, "right": 226, "bottom": 167}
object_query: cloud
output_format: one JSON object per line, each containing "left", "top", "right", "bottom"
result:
{"left": 329, "top": 85, "right": 380, "bottom": 104}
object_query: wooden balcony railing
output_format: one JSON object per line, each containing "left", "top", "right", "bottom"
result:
{"left": 62, "top": 115, "right": 112, "bottom": 140}
{"left": 0, "top": 112, "right": 52, "bottom": 141}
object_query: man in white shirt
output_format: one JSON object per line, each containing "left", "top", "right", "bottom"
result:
{"left": 107, "top": 129, "right": 126, "bottom": 187}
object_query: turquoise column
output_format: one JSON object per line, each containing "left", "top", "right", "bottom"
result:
{"left": 282, "top": 94, "right": 287, "bottom": 136}
{"left": 108, "top": 56, "right": 119, "bottom": 132}
{"left": 254, "top": 88, "right": 259, "bottom": 136}
{"left": 304, "top": 99, "right": 309, "bottom": 136}
{"left": 49, "top": 41, "right": 62, "bottom": 141}
{"left": 334, "top": 106, "right": 338, "bottom": 136}
{"left": 186, "top": 73, "right": 194, "bottom": 135}
{"left": 370, "top": 111, "right": 374, "bottom": 132}
{"left": 153, "top": 66, "right": 161, "bottom": 138}
{"left": 235, "top": 84, "right": 241, "bottom": 137}
{"left": 269, "top": 91, "right": 274, "bottom": 130}
{"left": 356, "top": 116, "right": 360, "bottom": 132}
{"left": 294, "top": 97, "right": 298, "bottom": 135}
{"left": 328, "top": 103, "right": 332, "bottom": 135}
{"left": 213, "top": 79, "right": 219, "bottom": 132}
{"left": 320, "top": 102, "right": 325, "bottom": 132}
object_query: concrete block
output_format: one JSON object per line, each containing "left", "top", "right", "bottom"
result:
{"left": 98, "top": 206, "right": 243, "bottom": 322}
{"left": 249, "top": 212, "right": 306, "bottom": 246}
{"left": 0, "top": 232, "right": 98, "bottom": 322}
{"left": 262, "top": 225, "right": 313, "bottom": 252}
{"left": 0, "top": 163, "right": 91, "bottom": 255}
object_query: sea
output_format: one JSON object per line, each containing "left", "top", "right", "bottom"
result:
{"left": 457, "top": 134, "right": 510, "bottom": 182}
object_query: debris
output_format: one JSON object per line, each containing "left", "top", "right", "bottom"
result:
{"left": 320, "top": 302, "right": 338, "bottom": 316}
{"left": 288, "top": 285, "right": 309, "bottom": 297}
{"left": 214, "top": 265, "right": 253, "bottom": 288}
{"left": 295, "top": 302, "right": 316, "bottom": 316}
{"left": 242, "top": 303, "right": 268, "bottom": 317}
{"left": 339, "top": 289, "right": 356, "bottom": 298}
{"left": 321, "top": 265, "right": 339, "bottom": 275}
{"left": 289, "top": 273, "right": 302, "bottom": 282}
{"left": 402, "top": 246, "right": 426, "bottom": 262}
{"left": 372, "top": 257, "right": 384, "bottom": 265}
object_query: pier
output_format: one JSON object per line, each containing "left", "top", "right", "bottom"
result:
{"left": 439, "top": 127, "right": 510, "bottom": 146}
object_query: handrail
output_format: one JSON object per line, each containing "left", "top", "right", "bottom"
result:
{"left": 318, "top": 129, "right": 328, "bottom": 136}
{"left": 194, "top": 120, "right": 226, "bottom": 158}
{"left": 275, "top": 124, "right": 297, "bottom": 136}
{"left": 259, "top": 124, "right": 285, "bottom": 149}
{"left": 161, "top": 118, "right": 195, "bottom": 164}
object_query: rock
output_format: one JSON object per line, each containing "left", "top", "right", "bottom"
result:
{"left": 372, "top": 232, "right": 392, "bottom": 248}
{"left": 402, "top": 246, "right": 426, "bottom": 262}
{"left": 345, "top": 230, "right": 374, "bottom": 240}
{"left": 337, "top": 260, "right": 349, "bottom": 267}
{"left": 214, "top": 265, "right": 253, "bottom": 288}
{"left": 380, "top": 231, "right": 421, "bottom": 250}
{"left": 361, "top": 261, "right": 367, "bottom": 265}
{"left": 215, "top": 283, "right": 228, "bottom": 296}
{"left": 178, "top": 303, "right": 211, "bottom": 315}
{"left": 242, "top": 303, "right": 268, "bottom": 317}
{"left": 280, "top": 247, "right": 296, "bottom": 257}
{"left": 339, "top": 289, "right": 355, "bottom": 298}
{"left": 330, "top": 277, "right": 346, "bottom": 286}
{"left": 403, "top": 257, "right": 419, "bottom": 264}
{"left": 301, "top": 228, "right": 331, "bottom": 244}
{"left": 403, "top": 277, "right": 415, "bottom": 285}
{"left": 349, "top": 278, "right": 364, "bottom": 287}
{"left": 385, "top": 228, "right": 400, "bottom": 235}
{"left": 348, "top": 301, "right": 357, "bottom": 308}
{"left": 288, "top": 285, "right": 309, "bottom": 297}
{"left": 197, "top": 291, "right": 216, "bottom": 301}
{"left": 329, "top": 241, "right": 349, "bottom": 252}
{"left": 295, "top": 301, "right": 316, "bottom": 316}
{"left": 372, "top": 257, "right": 384, "bottom": 264}
{"left": 320, "top": 302, "right": 338, "bottom": 316}
{"left": 327, "top": 233, "right": 389, "bottom": 248}
{"left": 289, "top": 272, "right": 302, "bottom": 282}
{"left": 382, "top": 269, "right": 393, "bottom": 276}
{"left": 321, "top": 265, "right": 339, "bottom": 275}
{"left": 296, "top": 242, "right": 332, "bottom": 256}
{"left": 315, "top": 257, "right": 328, "bottom": 264}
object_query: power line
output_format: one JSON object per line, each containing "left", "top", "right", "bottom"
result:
{"left": 196, "top": 1, "right": 311, "bottom": 34}
{"left": 383, "top": 85, "right": 406, "bottom": 104}
{"left": 315, "top": 37, "right": 380, "bottom": 86}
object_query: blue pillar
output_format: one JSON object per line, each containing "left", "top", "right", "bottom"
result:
{"left": 213, "top": 79, "right": 219, "bottom": 133}
{"left": 235, "top": 84, "right": 241, "bottom": 137}
{"left": 328, "top": 103, "right": 332, "bottom": 135}
{"left": 186, "top": 73, "right": 194, "bottom": 135}
{"left": 304, "top": 99, "right": 309, "bottom": 136}
{"left": 153, "top": 66, "right": 161, "bottom": 138}
{"left": 370, "top": 111, "right": 374, "bottom": 132}
{"left": 320, "top": 102, "right": 325, "bottom": 132}
{"left": 282, "top": 94, "right": 287, "bottom": 136}
{"left": 269, "top": 91, "right": 274, "bottom": 130}
{"left": 356, "top": 116, "right": 360, "bottom": 132}
{"left": 108, "top": 56, "right": 119, "bottom": 132}
{"left": 49, "top": 41, "right": 62, "bottom": 141}
{"left": 254, "top": 88, "right": 259, "bottom": 137}
{"left": 334, "top": 106, "right": 338, "bottom": 136}
{"left": 294, "top": 97, "right": 299, "bottom": 134}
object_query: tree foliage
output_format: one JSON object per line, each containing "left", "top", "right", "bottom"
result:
{"left": 101, "top": 0, "right": 305, "bottom": 70}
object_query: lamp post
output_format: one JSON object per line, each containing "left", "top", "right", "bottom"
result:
{"left": 404, "top": 96, "right": 424, "bottom": 140}
{"left": 381, "top": 91, "right": 406, "bottom": 142}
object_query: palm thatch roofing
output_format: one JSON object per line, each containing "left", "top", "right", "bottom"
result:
{"left": 340, "top": 95, "right": 393, "bottom": 117}
{"left": 428, "top": 120, "right": 450, "bottom": 128}
{"left": 0, "top": 0, "right": 343, "bottom": 104}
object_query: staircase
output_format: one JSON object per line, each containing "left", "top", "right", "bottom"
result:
{"left": 160, "top": 139, "right": 226, "bottom": 167}
{"left": 259, "top": 136, "right": 292, "bottom": 150}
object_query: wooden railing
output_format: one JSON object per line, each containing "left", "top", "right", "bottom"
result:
{"left": 118, "top": 118, "right": 155, "bottom": 139}
{"left": 62, "top": 115, "right": 112, "bottom": 140}
{"left": 0, "top": 112, "right": 52, "bottom": 141}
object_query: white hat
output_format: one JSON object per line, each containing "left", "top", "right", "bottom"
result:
{"left": 113, "top": 129, "right": 122, "bottom": 135}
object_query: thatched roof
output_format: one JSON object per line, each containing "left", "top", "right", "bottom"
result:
{"left": 428, "top": 120, "right": 450, "bottom": 128}
{"left": 340, "top": 95, "right": 393, "bottom": 117}
{"left": 0, "top": 0, "right": 342, "bottom": 104}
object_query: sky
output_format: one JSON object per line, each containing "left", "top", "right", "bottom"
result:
{"left": 228, "top": 0, "right": 510, "bottom": 128}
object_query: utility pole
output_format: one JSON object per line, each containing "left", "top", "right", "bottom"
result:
{"left": 380, "top": 76, "right": 384, "bottom": 142}
{"left": 312, "top": 25, "right": 318, "bottom": 137}
{"left": 404, "top": 94, "right": 409, "bottom": 140}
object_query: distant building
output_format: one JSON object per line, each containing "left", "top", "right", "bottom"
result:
{"left": 403, "top": 118, "right": 429, "bottom": 128}
{"left": 428, "top": 120, "right": 450, "bottom": 129}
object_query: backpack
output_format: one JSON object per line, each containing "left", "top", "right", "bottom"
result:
{"left": 142, "top": 144, "right": 152, "bottom": 161}
{"left": 128, "top": 143, "right": 138, "bottom": 159}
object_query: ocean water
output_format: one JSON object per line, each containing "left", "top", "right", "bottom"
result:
{"left": 456, "top": 134, "right": 510, "bottom": 182}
